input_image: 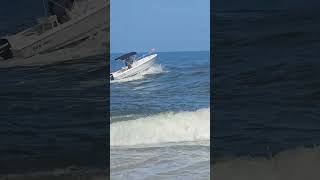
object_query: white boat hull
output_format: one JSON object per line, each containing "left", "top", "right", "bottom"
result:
{"left": 2, "top": 0, "right": 108, "bottom": 59}
{"left": 111, "top": 54, "right": 157, "bottom": 80}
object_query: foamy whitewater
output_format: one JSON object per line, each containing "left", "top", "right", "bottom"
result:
{"left": 111, "top": 108, "right": 209, "bottom": 146}
{"left": 110, "top": 51, "right": 210, "bottom": 179}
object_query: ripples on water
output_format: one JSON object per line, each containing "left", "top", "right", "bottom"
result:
{"left": 0, "top": 57, "right": 107, "bottom": 177}
{"left": 213, "top": 9, "right": 320, "bottom": 179}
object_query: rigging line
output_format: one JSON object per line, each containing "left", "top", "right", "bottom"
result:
{"left": 42, "top": 0, "right": 47, "bottom": 16}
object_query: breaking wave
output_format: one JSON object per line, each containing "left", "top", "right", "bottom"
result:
{"left": 110, "top": 64, "right": 165, "bottom": 83}
{"left": 213, "top": 146, "right": 320, "bottom": 180}
{"left": 110, "top": 108, "right": 210, "bottom": 146}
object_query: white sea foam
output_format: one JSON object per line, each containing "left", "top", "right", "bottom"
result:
{"left": 214, "top": 146, "right": 320, "bottom": 180}
{"left": 110, "top": 64, "right": 165, "bottom": 83}
{"left": 110, "top": 108, "right": 210, "bottom": 146}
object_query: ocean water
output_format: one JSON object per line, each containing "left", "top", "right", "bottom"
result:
{"left": 0, "top": 57, "right": 107, "bottom": 179}
{"left": 110, "top": 51, "right": 210, "bottom": 179}
{"left": 0, "top": 2, "right": 107, "bottom": 179}
{"left": 213, "top": 9, "right": 320, "bottom": 179}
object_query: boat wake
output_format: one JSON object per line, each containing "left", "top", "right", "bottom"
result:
{"left": 214, "top": 146, "right": 320, "bottom": 180}
{"left": 110, "top": 108, "right": 210, "bottom": 147}
{"left": 110, "top": 64, "right": 165, "bottom": 83}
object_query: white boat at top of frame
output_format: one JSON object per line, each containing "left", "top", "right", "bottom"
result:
{"left": 0, "top": 0, "right": 108, "bottom": 61}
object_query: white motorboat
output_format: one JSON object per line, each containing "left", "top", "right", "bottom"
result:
{"left": 110, "top": 52, "right": 157, "bottom": 80}
{"left": 0, "top": 0, "right": 108, "bottom": 60}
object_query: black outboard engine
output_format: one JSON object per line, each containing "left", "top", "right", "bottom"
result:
{"left": 0, "top": 39, "right": 13, "bottom": 60}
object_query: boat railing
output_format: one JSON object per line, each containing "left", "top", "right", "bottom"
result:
{"left": 137, "top": 52, "right": 154, "bottom": 60}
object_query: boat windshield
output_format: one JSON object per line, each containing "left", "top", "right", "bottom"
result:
{"left": 21, "top": 16, "right": 60, "bottom": 36}
{"left": 115, "top": 52, "right": 137, "bottom": 60}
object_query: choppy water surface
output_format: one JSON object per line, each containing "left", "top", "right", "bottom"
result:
{"left": 0, "top": 57, "right": 107, "bottom": 176}
{"left": 213, "top": 9, "right": 320, "bottom": 179}
{"left": 110, "top": 51, "right": 210, "bottom": 179}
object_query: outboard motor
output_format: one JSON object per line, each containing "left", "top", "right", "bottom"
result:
{"left": 110, "top": 74, "right": 114, "bottom": 81}
{"left": 0, "top": 39, "right": 13, "bottom": 60}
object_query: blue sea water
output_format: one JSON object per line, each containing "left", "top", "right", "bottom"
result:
{"left": 213, "top": 9, "right": 320, "bottom": 179}
{"left": 110, "top": 51, "right": 210, "bottom": 179}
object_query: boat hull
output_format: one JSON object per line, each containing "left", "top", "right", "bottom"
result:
{"left": 111, "top": 54, "right": 157, "bottom": 80}
{"left": 5, "top": 0, "right": 108, "bottom": 59}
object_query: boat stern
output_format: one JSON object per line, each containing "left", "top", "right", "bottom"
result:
{"left": 0, "top": 39, "right": 13, "bottom": 60}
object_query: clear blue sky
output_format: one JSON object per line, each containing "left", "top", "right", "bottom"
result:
{"left": 111, "top": 0, "right": 210, "bottom": 53}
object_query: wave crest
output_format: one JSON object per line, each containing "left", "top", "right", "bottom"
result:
{"left": 110, "top": 108, "right": 210, "bottom": 146}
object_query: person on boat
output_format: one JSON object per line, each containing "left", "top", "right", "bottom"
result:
{"left": 124, "top": 61, "right": 131, "bottom": 69}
